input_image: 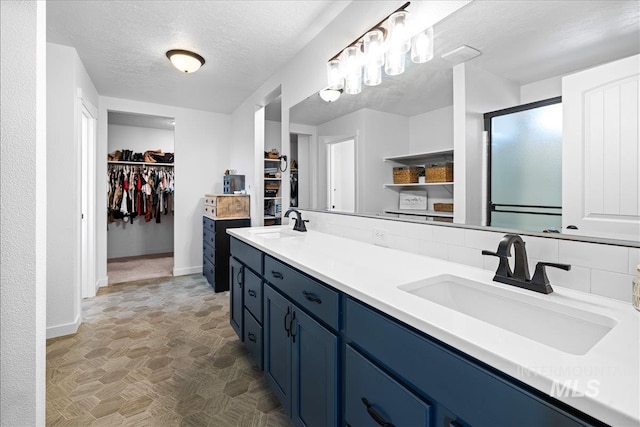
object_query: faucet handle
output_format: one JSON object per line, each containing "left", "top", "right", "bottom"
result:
{"left": 531, "top": 262, "right": 571, "bottom": 291}
{"left": 481, "top": 250, "right": 512, "bottom": 278}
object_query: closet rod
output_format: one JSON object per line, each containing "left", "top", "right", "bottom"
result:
{"left": 107, "top": 161, "right": 174, "bottom": 167}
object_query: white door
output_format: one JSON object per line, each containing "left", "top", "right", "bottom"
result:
{"left": 80, "top": 100, "right": 97, "bottom": 298}
{"left": 562, "top": 54, "right": 640, "bottom": 240}
{"left": 328, "top": 139, "right": 355, "bottom": 212}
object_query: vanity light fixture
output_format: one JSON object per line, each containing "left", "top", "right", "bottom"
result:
{"left": 319, "top": 88, "right": 342, "bottom": 103}
{"left": 166, "top": 49, "right": 205, "bottom": 73}
{"left": 325, "top": 2, "right": 435, "bottom": 95}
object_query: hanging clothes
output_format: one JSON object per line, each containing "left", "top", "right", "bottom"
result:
{"left": 107, "top": 163, "right": 175, "bottom": 225}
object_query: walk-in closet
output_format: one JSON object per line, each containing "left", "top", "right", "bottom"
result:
{"left": 106, "top": 112, "right": 175, "bottom": 284}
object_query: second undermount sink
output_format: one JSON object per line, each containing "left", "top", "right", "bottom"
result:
{"left": 398, "top": 274, "right": 616, "bottom": 355}
{"left": 249, "top": 229, "right": 300, "bottom": 239}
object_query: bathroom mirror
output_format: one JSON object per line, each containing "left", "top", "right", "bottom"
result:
{"left": 289, "top": 0, "right": 640, "bottom": 243}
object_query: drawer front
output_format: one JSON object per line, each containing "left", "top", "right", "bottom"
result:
{"left": 203, "top": 228, "right": 216, "bottom": 249}
{"left": 345, "top": 345, "right": 431, "bottom": 427}
{"left": 203, "top": 258, "right": 215, "bottom": 287}
{"left": 203, "top": 215, "right": 216, "bottom": 232}
{"left": 230, "top": 238, "right": 262, "bottom": 275}
{"left": 244, "top": 308, "right": 263, "bottom": 370}
{"left": 204, "top": 195, "right": 217, "bottom": 206}
{"left": 345, "top": 298, "right": 587, "bottom": 427}
{"left": 264, "top": 255, "right": 339, "bottom": 331}
{"left": 244, "top": 269, "right": 263, "bottom": 323}
{"left": 203, "top": 241, "right": 215, "bottom": 265}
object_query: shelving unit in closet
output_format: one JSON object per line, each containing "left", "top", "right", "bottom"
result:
{"left": 383, "top": 149, "right": 454, "bottom": 221}
{"left": 264, "top": 157, "right": 282, "bottom": 226}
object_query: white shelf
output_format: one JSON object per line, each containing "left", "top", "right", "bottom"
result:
{"left": 385, "top": 209, "right": 454, "bottom": 218}
{"left": 264, "top": 177, "right": 282, "bottom": 180}
{"left": 264, "top": 196, "right": 282, "bottom": 200}
{"left": 264, "top": 215, "right": 282, "bottom": 220}
{"left": 264, "top": 158, "right": 281, "bottom": 162}
{"left": 384, "top": 182, "right": 453, "bottom": 189}
{"left": 107, "top": 161, "right": 174, "bottom": 167}
{"left": 384, "top": 149, "right": 453, "bottom": 165}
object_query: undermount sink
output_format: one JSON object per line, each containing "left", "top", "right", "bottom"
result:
{"left": 249, "top": 229, "right": 300, "bottom": 239}
{"left": 398, "top": 274, "right": 616, "bottom": 355}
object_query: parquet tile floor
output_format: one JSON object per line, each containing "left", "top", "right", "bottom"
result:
{"left": 46, "top": 274, "right": 292, "bottom": 426}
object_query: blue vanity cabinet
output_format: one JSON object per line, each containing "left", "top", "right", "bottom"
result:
{"left": 345, "top": 298, "right": 602, "bottom": 427}
{"left": 263, "top": 284, "right": 339, "bottom": 427}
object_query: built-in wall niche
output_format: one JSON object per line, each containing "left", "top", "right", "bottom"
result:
{"left": 106, "top": 111, "right": 175, "bottom": 262}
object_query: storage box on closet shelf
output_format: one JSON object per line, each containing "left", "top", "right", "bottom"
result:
{"left": 107, "top": 149, "right": 174, "bottom": 164}
{"left": 265, "top": 149, "right": 280, "bottom": 159}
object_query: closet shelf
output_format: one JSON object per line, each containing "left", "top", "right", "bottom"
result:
{"left": 383, "top": 149, "right": 453, "bottom": 165}
{"left": 264, "top": 177, "right": 282, "bottom": 181}
{"left": 384, "top": 182, "right": 453, "bottom": 189}
{"left": 108, "top": 161, "right": 174, "bottom": 167}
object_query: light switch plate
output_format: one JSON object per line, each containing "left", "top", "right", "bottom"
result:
{"left": 373, "top": 228, "right": 388, "bottom": 247}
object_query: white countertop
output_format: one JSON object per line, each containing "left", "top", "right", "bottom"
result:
{"left": 228, "top": 226, "right": 640, "bottom": 426}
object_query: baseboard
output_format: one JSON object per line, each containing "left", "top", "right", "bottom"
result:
{"left": 47, "top": 314, "right": 81, "bottom": 339}
{"left": 173, "top": 266, "right": 202, "bottom": 276}
{"left": 107, "top": 247, "right": 174, "bottom": 260}
{"left": 96, "top": 276, "right": 108, "bottom": 289}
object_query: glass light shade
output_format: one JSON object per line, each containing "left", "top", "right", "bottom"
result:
{"left": 364, "top": 29, "right": 385, "bottom": 67}
{"left": 387, "top": 11, "right": 410, "bottom": 54}
{"left": 341, "top": 45, "right": 362, "bottom": 75}
{"left": 319, "top": 89, "right": 341, "bottom": 103}
{"left": 411, "top": 27, "right": 434, "bottom": 63}
{"left": 166, "top": 50, "right": 205, "bottom": 73}
{"left": 384, "top": 49, "right": 405, "bottom": 76}
{"left": 345, "top": 73, "right": 362, "bottom": 95}
{"left": 364, "top": 64, "right": 382, "bottom": 86}
{"left": 326, "top": 59, "right": 344, "bottom": 90}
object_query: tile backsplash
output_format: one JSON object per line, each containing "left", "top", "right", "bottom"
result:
{"left": 301, "top": 210, "right": 638, "bottom": 305}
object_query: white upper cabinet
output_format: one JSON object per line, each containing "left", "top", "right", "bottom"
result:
{"left": 563, "top": 55, "right": 640, "bottom": 241}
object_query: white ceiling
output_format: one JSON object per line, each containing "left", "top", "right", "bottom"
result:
{"left": 108, "top": 111, "right": 175, "bottom": 130}
{"left": 291, "top": 0, "right": 640, "bottom": 126}
{"left": 47, "top": 0, "right": 350, "bottom": 114}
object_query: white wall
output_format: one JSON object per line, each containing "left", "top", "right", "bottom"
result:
{"left": 0, "top": 1, "right": 47, "bottom": 425}
{"left": 46, "top": 43, "right": 99, "bottom": 339}
{"left": 409, "top": 105, "right": 454, "bottom": 153}
{"left": 106, "top": 124, "right": 175, "bottom": 258}
{"left": 265, "top": 120, "right": 282, "bottom": 152}
{"left": 97, "top": 97, "right": 232, "bottom": 282}
{"left": 520, "top": 75, "right": 563, "bottom": 104}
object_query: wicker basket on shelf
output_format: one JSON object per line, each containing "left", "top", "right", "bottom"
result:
{"left": 393, "top": 167, "right": 419, "bottom": 184}
{"left": 433, "top": 203, "right": 454, "bottom": 212}
{"left": 426, "top": 163, "right": 453, "bottom": 183}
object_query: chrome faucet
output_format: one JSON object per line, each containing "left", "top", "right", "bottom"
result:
{"left": 482, "top": 234, "right": 571, "bottom": 294}
{"left": 284, "top": 209, "right": 308, "bottom": 232}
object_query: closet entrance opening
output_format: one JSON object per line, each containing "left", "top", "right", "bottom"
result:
{"left": 106, "top": 112, "right": 175, "bottom": 285}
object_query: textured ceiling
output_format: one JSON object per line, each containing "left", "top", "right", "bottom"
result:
{"left": 47, "top": 0, "right": 350, "bottom": 114}
{"left": 291, "top": 0, "right": 640, "bottom": 126}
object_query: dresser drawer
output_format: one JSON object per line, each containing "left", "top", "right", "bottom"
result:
{"left": 203, "top": 215, "right": 216, "bottom": 232}
{"left": 230, "top": 238, "right": 262, "bottom": 275}
{"left": 203, "top": 258, "right": 215, "bottom": 287}
{"left": 203, "top": 227, "right": 216, "bottom": 249}
{"left": 203, "top": 241, "right": 215, "bottom": 265}
{"left": 244, "top": 268, "right": 263, "bottom": 323}
{"left": 264, "top": 255, "right": 339, "bottom": 331}
{"left": 244, "top": 308, "right": 263, "bottom": 370}
{"left": 345, "top": 345, "right": 431, "bottom": 427}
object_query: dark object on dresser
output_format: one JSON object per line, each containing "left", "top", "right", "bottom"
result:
{"left": 203, "top": 216, "right": 250, "bottom": 292}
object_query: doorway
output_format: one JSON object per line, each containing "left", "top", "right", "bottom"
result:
{"left": 79, "top": 95, "right": 97, "bottom": 298}
{"left": 327, "top": 138, "right": 356, "bottom": 213}
{"left": 106, "top": 112, "right": 175, "bottom": 285}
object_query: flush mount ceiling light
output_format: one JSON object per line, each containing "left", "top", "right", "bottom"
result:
{"left": 166, "top": 49, "right": 205, "bottom": 73}
{"left": 319, "top": 88, "right": 342, "bottom": 103}
{"left": 326, "top": 1, "right": 435, "bottom": 95}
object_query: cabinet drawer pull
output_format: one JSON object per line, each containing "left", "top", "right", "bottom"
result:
{"left": 361, "top": 398, "right": 395, "bottom": 427}
{"left": 302, "top": 291, "right": 322, "bottom": 304}
{"left": 284, "top": 306, "right": 291, "bottom": 337}
{"left": 271, "top": 271, "right": 284, "bottom": 280}
{"left": 248, "top": 289, "right": 257, "bottom": 297}
{"left": 247, "top": 332, "right": 257, "bottom": 343}
{"left": 290, "top": 311, "right": 297, "bottom": 343}
{"left": 237, "top": 271, "right": 243, "bottom": 287}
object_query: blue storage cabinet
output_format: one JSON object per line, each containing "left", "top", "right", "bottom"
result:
{"left": 228, "top": 237, "right": 605, "bottom": 427}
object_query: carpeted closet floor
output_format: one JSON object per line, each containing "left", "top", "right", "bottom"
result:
{"left": 46, "top": 274, "right": 292, "bottom": 426}
{"left": 107, "top": 253, "right": 174, "bottom": 285}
